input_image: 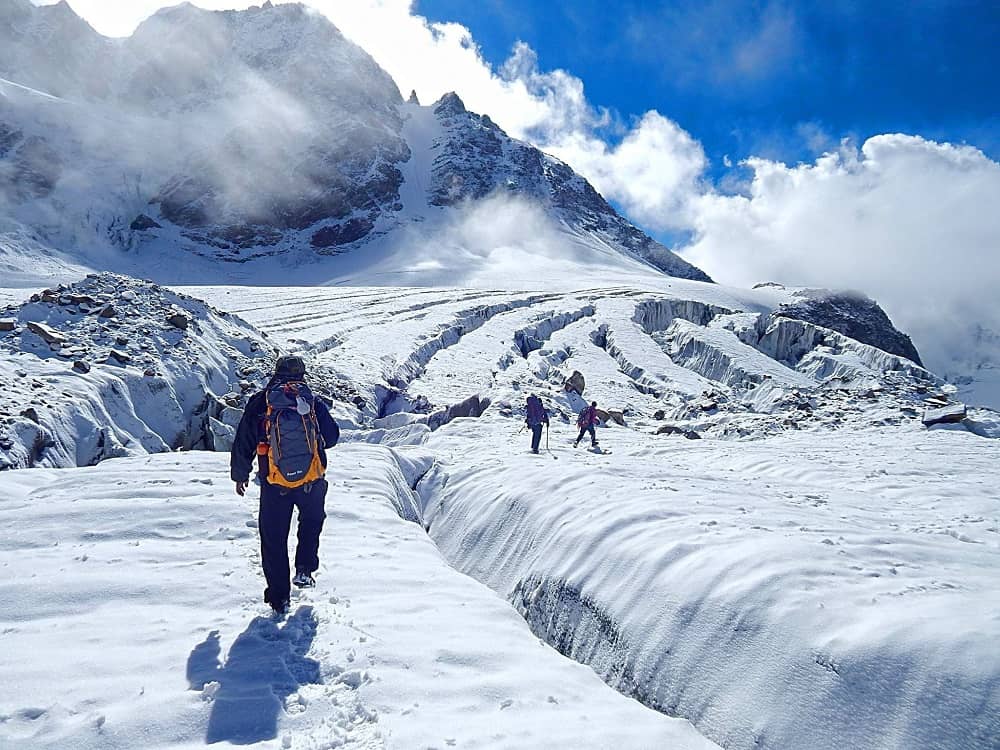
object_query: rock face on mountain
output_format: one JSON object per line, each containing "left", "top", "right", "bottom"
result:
{"left": 0, "top": 1, "right": 708, "bottom": 280}
{"left": 429, "top": 94, "right": 710, "bottom": 281}
{"left": 773, "top": 288, "right": 923, "bottom": 365}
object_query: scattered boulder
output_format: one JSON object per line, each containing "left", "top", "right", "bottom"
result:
{"left": 72, "top": 360, "right": 91, "bottom": 373}
{"left": 129, "top": 214, "right": 162, "bottom": 231}
{"left": 108, "top": 349, "right": 132, "bottom": 364}
{"left": 595, "top": 408, "right": 625, "bottom": 426}
{"left": 0, "top": 319, "right": 16, "bottom": 332}
{"left": 427, "top": 394, "right": 491, "bottom": 430}
{"left": 167, "top": 312, "right": 190, "bottom": 330}
{"left": 653, "top": 409, "right": 665, "bottom": 420}
{"left": 98, "top": 304, "right": 117, "bottom": 318}
{"left": 564, "top": 370, "right": 586, "bottom": 396}
{"left": 26, "top": 321, "right": 67, "bottom": 345}
{"left": 20, "top": 407, "right": 40, "bottom": 423}
{"left": 655, "top": 424, "right": 701, "bottom": 439}
{"left": 923, "top": 403, "right": 967, "bottom": 427}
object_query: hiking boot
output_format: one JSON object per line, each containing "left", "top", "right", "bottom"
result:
{"left": 293, "top": 570, "right": 316, "bottom": 588}
{"left": 270, "top": 599, "right": 290, "bottom": 616}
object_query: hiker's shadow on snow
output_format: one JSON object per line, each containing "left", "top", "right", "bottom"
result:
{"left": 186, "top": 606, "right": 322, "bottom": 745}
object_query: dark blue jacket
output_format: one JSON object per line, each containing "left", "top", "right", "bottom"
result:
{"left": 230, "top": 386, "right": 340, "bottom": 483}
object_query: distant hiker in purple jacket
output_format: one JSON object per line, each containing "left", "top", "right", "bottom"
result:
{"left": 575, "top": 401, "right": 599, "bottom": 448}
{"left": 525, "top": 394, "right": 549, "bottom": 454}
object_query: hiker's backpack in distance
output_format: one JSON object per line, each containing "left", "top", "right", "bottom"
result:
{"left": 263, "top": 381, "right": 325, "bottom": 489}
{"left": 526, "top": 395, "right": 546, "bottom": 425}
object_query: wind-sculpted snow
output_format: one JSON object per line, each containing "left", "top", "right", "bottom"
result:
{"left": 417, "top": 421, "right": 1000, "bottom": 750}
{"left": 0, "top": 448, "right": 715, "bottom": 750}
{"left": 2, "top": 279, "right": 998, "bottom": 749}
{"left": 0, "top": 273, "right": 275, "bottom": 468}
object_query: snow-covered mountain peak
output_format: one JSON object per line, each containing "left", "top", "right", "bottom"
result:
{"left": 0, "top": 0, "right": 714, "bottom": 283}
{"left": 434, "top": 91, "right": 467, "bottom": 116}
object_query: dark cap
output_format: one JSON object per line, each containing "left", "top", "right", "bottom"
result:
{"left": 274, "top": 355, "right": 306, "bottom": 377}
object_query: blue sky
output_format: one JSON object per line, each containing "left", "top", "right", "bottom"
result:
{"left": 415, "top": 0, "right": 1000, "bottom": 172}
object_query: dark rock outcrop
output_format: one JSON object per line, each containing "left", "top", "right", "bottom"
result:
{"left": 775, "top": 289, "right": 923, "bottom": 365}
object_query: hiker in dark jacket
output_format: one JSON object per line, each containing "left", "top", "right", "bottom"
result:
{"left": 574, "top": 401, "right": 600, "bottom": 448}
{"left": 231, "top": 355, "right": 340, "bottom": 614}
{"left": 525, "top": 394, "right": 549, "bottom": 454}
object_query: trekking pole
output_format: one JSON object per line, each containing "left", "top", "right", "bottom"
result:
{"left": 545, "top": 423, "right": 558, "bottom": 460}
{"left": 517, "top": 423, "right": 526, "bottom": 435}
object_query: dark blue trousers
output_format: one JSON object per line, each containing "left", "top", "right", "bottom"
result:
{"left": 575, "top": 425, "right": 597, "bottom": 446}
{"left": 258, "top": 478, "right": 327, "bottom": 607}
{"left": 530, "top": 424, "right": 543, "bottom": 452}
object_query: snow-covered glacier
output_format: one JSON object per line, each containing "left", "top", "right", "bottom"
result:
{"left": 1, "top": 3, "right": 998, "bottom": 749}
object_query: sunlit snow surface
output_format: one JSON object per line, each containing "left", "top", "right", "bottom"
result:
{"left": 2, "top": 283, "right": 998, "bottom": 749}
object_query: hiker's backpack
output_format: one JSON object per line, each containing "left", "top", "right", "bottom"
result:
{"left": 526, "top": 395, "right": 545, "bottom": 425}
{"left": 577, "top": 406, "right": 594, "bottom": 428}
{"left": 262, "top": 381, "right": 325, "bottom": 489}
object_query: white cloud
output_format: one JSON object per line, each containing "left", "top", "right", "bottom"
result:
{"left": 545, "top": 112, "right": 708, "bottom": 231}
{"left": 685, "top": 136, "right": 1000, "bottom": 375}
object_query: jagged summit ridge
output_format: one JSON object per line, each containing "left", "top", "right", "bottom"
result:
{"left": 426, "top": 92, "right": 711, "bottom": 281}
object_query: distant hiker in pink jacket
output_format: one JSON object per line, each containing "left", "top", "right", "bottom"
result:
{"left": 574, "top": 401, "right": 599, "bottom": 448}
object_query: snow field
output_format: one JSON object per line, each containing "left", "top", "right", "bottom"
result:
{"left": 417, "top": 419, "right": 1000, "bottom": 750}
{"left": 0, "top": 447, "right": 716, "bottom": 750}
{"left": 4, "top": 282, "right": 998, "bottom": 749}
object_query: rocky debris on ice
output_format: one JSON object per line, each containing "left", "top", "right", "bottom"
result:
{"left": 922, "top": 403, "right": 967, "bottom": 426}
{"left": 654, "top": 424, "right": 701, "bottom": 439}
{"left": 0, "top": 273, "right": 278, "bottom": 468}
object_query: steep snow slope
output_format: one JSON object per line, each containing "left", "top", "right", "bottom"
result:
{"left": 0, "top": 448, "right": 717, "bottom": 750}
